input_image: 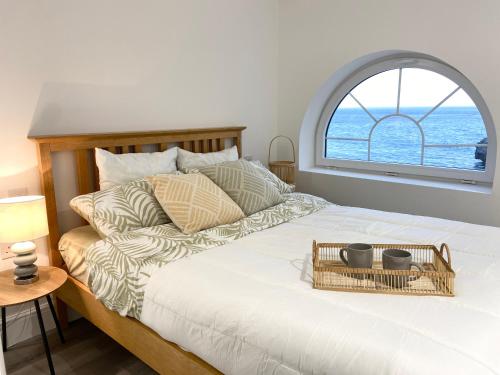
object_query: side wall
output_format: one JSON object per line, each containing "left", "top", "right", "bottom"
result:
{"left": 278, "top": 0, "right": 500, "bottom": 226}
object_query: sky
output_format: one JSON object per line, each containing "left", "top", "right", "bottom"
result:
{"left": 339, "top": 68, "right": 475, "bottom": 109}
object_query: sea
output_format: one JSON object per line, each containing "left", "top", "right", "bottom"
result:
{"left": 326, "top": 106, "right": 487, "bottom": 171}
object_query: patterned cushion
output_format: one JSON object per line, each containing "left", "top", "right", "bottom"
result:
{"left": 148, "top": 173, "right": 244, "bottom": 234}
{"left": 70, "top": 179, "right": 169, "bottom": 238}
{"left": 177, "top": 145, "right": 238, "bottom": 172}
{"left": 197, "top": 160, "right": 285, "bottom": 215}
{"left": 250, "top": 160, "right": 294, "bottom": 194}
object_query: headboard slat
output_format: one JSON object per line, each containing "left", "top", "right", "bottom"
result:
{"left": 217, "top": 138, "right": 224, "bottom": 151}
{"left": 202, "top": 139, "right": 209, "bottom": 153}
{"left": 74, "top": 151, "right": 91, "bottom": 225}
{"left": 234, "top": 137, "right": 242, "bottom": 157}
{"left": 91, "top": 150, "right": 100, "bottom": 191}
{"left": 29, "top": 126, "right": 246, "bottom": 267}
{"left": 210, "top": 139, "right": 218, "bottom": 152}
{"left": 75, "top": 150, "right": 92, "bottom": 195}
{"left": 193, "top": 140, "right": 201, "bottom": 153}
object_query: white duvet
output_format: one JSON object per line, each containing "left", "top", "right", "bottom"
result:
{"left": 141, "top": 203, "right": 500, "bottom": 375}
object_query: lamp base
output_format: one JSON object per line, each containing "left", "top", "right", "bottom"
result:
{"left": 14, "top": 273, "right": 39, "bottom": 285}
{"left": 11, "top": 241, "right": 39, "bottom": 285}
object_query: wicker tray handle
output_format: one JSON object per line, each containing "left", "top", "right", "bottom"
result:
{"left": 439, "top": 243, "right": 452, "bottom": 268}
{"left": 268, "top": 135, "right": 296, "bottom": 164}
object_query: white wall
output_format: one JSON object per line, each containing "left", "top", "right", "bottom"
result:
{"left": 2, "top": 0, "right": 500, "bottom": 273}
{"left": 0, "top": 0, "right": 278, "bottom": 270}
{"left": 278, "top": 0, "right": 500, "bottom": 226}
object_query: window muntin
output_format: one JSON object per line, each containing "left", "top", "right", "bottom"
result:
{"left": 325, "top": 68, "right": 488, "bottom": 172}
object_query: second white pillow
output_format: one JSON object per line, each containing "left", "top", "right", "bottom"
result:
{"left": 177, "top": 145, "right": 238, "bottom": 172}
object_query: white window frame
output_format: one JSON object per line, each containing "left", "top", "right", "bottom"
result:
{"left": 315, "top": 55, "right": 496, "bottom": 184}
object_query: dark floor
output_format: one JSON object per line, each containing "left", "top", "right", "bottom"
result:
{"left": 4, "top": 318, "right": 157, "bottom": 374}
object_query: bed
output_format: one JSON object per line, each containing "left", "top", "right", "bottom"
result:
{"left": 30, "top": 127, "right": 500, "bottom": 374}
{"left": 30, "top": 127, "right": 246, "bottom": 374}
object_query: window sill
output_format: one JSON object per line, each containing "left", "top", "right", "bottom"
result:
{"left": 304, "top": 166, "right": 492, "bottom": 194}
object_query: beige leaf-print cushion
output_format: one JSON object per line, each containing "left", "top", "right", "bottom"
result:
{"left": 148, "top": 173, "right": 244, "bottom": 234}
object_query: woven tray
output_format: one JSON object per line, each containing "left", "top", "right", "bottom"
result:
{"left": 312, "top": 241, "right": 455, "bottom": 296}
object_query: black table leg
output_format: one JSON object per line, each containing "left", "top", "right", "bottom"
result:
{"left": 46, "top": 296, "right": 65, "bottom": 344}
{"left": 1, "top": 306, "right": 6, "bottom": 352}
{"left": 34, "top": 299, "right": 55, "bottom": 375}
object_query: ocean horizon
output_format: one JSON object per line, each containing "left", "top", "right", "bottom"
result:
{"left": 326, "top": 106, "right": 487, "bottom": 171}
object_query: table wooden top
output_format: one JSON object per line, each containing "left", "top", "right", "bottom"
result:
{"left": 0, "top": 266, "right": 67, "bottom": 307}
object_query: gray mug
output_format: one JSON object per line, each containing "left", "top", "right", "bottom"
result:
{"left": 339, "top": 243, "right": 373, "bottom": 269}
{"left": 382, "top": 249, "right": 424, "bottom": 288}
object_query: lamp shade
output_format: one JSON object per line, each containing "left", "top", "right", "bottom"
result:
{"left": 0, "top": 195, "right": 49, "bottom": 243}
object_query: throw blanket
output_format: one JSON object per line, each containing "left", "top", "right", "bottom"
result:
{"left": 86, "top": 193, "right": 329, "bottom": 318}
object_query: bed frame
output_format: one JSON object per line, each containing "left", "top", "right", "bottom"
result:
{"left": 29, "top": 126, "right": 246, "bottom": 374}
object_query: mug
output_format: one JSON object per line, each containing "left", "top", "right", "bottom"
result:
{"left": 339, "top": 243, "right": 373, "bottom": 269}
{"left": 382, "top": 249, "right": 424, "bottom": 288}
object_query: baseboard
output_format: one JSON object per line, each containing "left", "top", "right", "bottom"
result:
{"left": 2, "top": 301, "right": 54, "bottom": 349}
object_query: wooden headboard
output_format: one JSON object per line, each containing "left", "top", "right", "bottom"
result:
{"left": 29, "top": 126, "right": 246, "bottom": 268}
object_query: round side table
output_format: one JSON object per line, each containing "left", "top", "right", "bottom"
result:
{"left": 0, "top": 266, "right": 67, "bottom": 375}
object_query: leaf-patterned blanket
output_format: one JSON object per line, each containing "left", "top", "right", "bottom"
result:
{"left": 86, "top": 193, "right": 329, "bottom": 318}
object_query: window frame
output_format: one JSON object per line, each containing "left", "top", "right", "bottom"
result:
{"left": 315, "top": 56, "right": 496, "bottom": 184}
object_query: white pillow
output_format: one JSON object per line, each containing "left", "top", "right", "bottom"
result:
{"left": 95, "top": 147, "right": 178, "bottom": 190}
{"left": 177, "top": 145, "right": 238, "bottom": 172}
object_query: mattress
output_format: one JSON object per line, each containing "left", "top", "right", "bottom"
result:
{"left": 59, "top": 225, "right": 101, "bottom": 285}
{"left": 140, "top": 203, "right": 500, "bottom": 375}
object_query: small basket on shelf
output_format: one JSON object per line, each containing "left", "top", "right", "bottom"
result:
{"left": 268, "top": 135, "right": 295, "bottom": 184}
{"left": 312, "top": 241, "right": 455, "bottom": 297}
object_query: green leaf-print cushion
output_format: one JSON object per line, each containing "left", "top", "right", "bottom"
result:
{"left": 70, "top": 179, "right": 169, "bottom": 238}
{"left": 197, "top": 159, "right": 284, "bottom": 216}
{"left": 249, "top": 160, "right": 294, "bottom": 194}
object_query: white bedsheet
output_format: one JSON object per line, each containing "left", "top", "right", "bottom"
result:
{"left": 141, "top": 204, "right": 500, "bottom": 375}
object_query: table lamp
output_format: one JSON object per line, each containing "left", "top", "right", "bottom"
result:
{"left": 0, "top": 195, "right": 49, "bottom": 284}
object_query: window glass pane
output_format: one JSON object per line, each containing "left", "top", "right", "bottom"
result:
{"left": 421, "top": 100, "right": 487, "bottom": 145}
{"left": 424, "top": 146, "right": 486, "bottom": 170}
{"left": 350, "top": 69, "right": 399, "bottom": 118}
{"left": 326, "top": 139, "right": 368, "bottom": 161}
{"left": 327, "top": 95, "right": 374, "bottom": 138}
{"left": 399, "top": 68, "right": 458, "bottom": 119}
{"left": 370, "top": 117, "right": 422, "bottom": 165}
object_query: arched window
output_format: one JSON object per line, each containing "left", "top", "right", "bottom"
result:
{"left": 314, "top": 52, "right": 496, "bottom": 184}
